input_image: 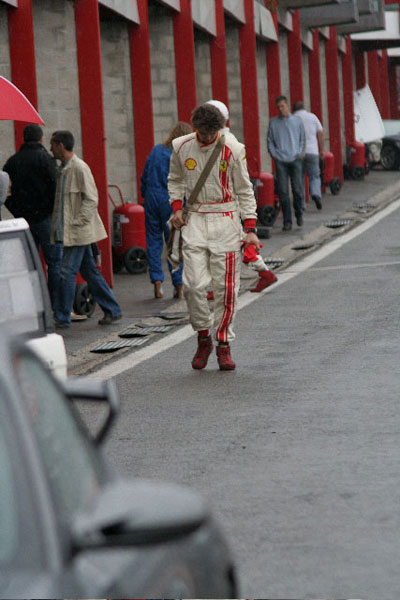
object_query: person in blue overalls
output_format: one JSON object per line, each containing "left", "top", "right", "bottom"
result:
{"left": 141, "top": 121, "right": 192, "bottom": 299}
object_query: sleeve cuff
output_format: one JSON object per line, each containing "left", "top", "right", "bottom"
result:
{"left": 244, "top": 219, "right": 257, "bottom": 231}
{"left": 171, "top": 200, "right": 183, "bottom": 212}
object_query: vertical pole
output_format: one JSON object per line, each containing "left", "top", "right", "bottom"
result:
{"left": 308, "top": 29, "right": 322, "bottom": 121}
{"left": 325, "top": 27, "right": 343, "bottom": 181}
{"left": 379, "top": 51, "right": 390, "bottom": 119}
{"left": 368, "top": 50, "right": 381, "bottom": 112}
{"left": 389, "top": 62, "right": 399, "bottom": 119}
{"left": 342, "top": 36, "right": 355, "bottom": 145}
{"left": 239, "top": 0, "right": 261, "bottom": 177}
{"left": 266, "top": 0, "right": 281, "bottom": 120}
{"left": 210, "top": 0, "right": 229, "bottom": 108}
{"left": 173, "top": 0, "right": 197, "bottom": 122}
{"left": 287, "top": 10, "right": 303, "bottom": 106}
{"left": 8, "top": 0, "right": 38, "bottom": 149}
{"left": 74, "top": 0, "right": 112, "bottom": 286}
{"left": 129, "top": 0, "right": 154, "bottom": 203}
{"left": 355, "top": 51, "right": 366, "bottom": 89}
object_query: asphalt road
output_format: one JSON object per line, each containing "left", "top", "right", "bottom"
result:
{"left": 96, "top": 197, "right": 400, "bottom": 599}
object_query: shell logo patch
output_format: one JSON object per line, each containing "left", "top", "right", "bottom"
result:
{"left": 185, "top": 158, "right": 197, "bottom": 170}
{"left": 219, "top": 159, "right": 228, "bottom": 172}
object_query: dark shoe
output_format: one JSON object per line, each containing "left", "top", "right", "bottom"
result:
{"left": 98, "top": 314, "right": 122, "bottom": 325}
{"left": 250, "top": 270, "right": 278, "bottom": 293}
{"left": 192, "top": 335, "right": 213, "bottom": 370}
{"left": 154, "top": 281, "right": 164, "bottom": 299}
{"left": 296, "top": 215, "right": 304, "bottom": 226}
{"left": 55, "top": 321, "right": 70, "bottom": 329}
{"left": 216, "top": 344, "right": 236, "bottom": 371}
{"left": 173, "top": 284, "right": 183, "bottom": 299}
{"left": 312, "top": 195, "right": 322, "bottom": 210}
{"left": 282, "top": 223, "right": 292, "bottom": 231}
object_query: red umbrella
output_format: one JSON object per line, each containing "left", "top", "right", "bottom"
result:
{"left": 0, "top": 76, "right": 44, "bottom": 125}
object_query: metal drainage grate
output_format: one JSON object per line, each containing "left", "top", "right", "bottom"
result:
{"left": 263, "top": 258, "right": 285, "bottom": 267}
{"left": 157, "top": 312, "right": 188, "bottom": 320}
{"left": 135, "top": 322, "right": 178, "bottom": 328}
{"left": 324, "top": 219, "right": 352, "bottom": 229}
{"left": 352, "top": 202, "right": 377, "bottom": 211}
{"left": 119, "top": 326, "right": 170, "bottom": 338}
{"left": 90, "top": 338, "right": 148, "bottom": 353}
{"left": 292, "top": 243, "right": 315, "bottom": 251}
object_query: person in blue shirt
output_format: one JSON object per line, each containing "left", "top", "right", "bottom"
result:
{"left": 141, "top": 122, "right": 192, "bottom": 299}
{"left": 267, "top": 96, "right": 305, "bottom": 231}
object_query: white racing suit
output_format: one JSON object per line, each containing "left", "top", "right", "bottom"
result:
{"left": 168, "top": 129, "right": 258, "bottom": 343}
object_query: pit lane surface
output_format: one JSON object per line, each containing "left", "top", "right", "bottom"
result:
{"left": 100, "top": 199, "right": 400, "bottom": 598}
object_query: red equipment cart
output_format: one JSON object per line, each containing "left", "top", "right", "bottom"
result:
{"left": 320, "top": 151, "right": 342, "bottom": 195}
{"left": 108, "top": 184, "right": 147, "bottom": 274}
{"left": 254, "top": 172, "right": 280, "bottom": 227}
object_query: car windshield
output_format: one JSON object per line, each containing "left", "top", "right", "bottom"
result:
{"left": 14, "top": 351, "right": 105, "bottom": 523}
{"left": 0, "top": 381, "right": 44, "bottom": 573}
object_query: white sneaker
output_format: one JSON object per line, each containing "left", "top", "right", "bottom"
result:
{"left": 71, "top": 311, "right": 87, "bottom": 321}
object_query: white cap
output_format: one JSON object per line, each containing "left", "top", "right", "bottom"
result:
{"left": 206, "top": 99, "right": 229, "bottom": 122}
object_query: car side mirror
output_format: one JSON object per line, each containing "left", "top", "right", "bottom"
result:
{"left": 62, "top": 377, "right": 120, "bottom": 445}
{"left": 71, "top": 479, "right": 208, "bottom": 551}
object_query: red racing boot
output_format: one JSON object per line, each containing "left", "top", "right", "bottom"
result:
{"left": 191, "top": 335, "right": 213, "bottom": 370}
{"left": 216, "top": 344, "right": 236, "bottom": 371}
{"left": 250, "top": 270, "right": 277, "bottom": 293}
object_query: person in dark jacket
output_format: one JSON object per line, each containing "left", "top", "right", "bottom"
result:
{"left": 3, "top": 124, "right": 62, "bottom": 308}
{"left": 141, "top": 121, "right": 192, "bottom": 299}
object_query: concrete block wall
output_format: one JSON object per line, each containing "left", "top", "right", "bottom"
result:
{"left": 302, "top": 47, "right": 311, "bottom": 111}
{"left": 256, "top": 39, "right": 271, "bottom": 172}
{"left": 33, "top": 0, "right": 82, "bottom": 155}
{"left": 100, "top": 19, "right": 136, "bottom": 203}
{"left": 338, "top": 54, "right": 346, "bottom": 162}
{"left": 279, "top": 28, "right": 290, "bottom": 100}
{"left": 194, "top": 28, "right": 212, "bottom": 106}
{"left": 0, "top": 4, "right": 14, "bottom": 169}
{"left": 225, "top": 16, "right": 244, "bottom": 143}
{"left": 148, "top": 1, "right": 178, "bottom": 145}
{"left": 320, "top": 36, "right": 330, "bottom": 150}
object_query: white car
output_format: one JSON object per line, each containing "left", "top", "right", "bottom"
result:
{"left": 0, "top": 218, "right": 67, "bottom": 377}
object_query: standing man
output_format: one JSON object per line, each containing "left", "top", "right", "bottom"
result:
{"left": 293, "top": 100, "right": 324, "bottom": 210}
{"left": 50, "top": 130, "right": 122, "bottom": 329}
{"left": 168, "top": 104, "right": 259, "bottom": 371}
{"left": 267, "top": 96, "right": 305, "bottom": 231}
{"left": 3, "top": 124, "right": 62, "bottom": 308}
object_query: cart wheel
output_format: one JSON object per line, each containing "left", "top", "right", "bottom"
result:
{"left": 124, "top": 246, "right": 148, "bottom": 274}
{"left": 258, "top": 204, "right": 278, "bottom": 227}
{"left": 73, "top": 282, "right": 96, "bottom": 317}
{"left": 351, "top": 166, "right": 364, "bottom": 180}
{"left": 330, "top": 178, "right": 341, "bottom": 195}
{"left": 380, "top": 145, "right": 400, "bottom": 170}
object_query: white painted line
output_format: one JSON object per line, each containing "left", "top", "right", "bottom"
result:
{"left": 90, "top": 198, "right": 400, "bottom": 379}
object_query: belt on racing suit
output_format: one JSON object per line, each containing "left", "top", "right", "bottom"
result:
{"left": 188, "top": 200, "right": 239, "bottom": 214}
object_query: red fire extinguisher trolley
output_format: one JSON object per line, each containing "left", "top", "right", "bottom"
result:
{"left": 108, "top": 184, "right": 147, "bottom": 274}
{"left": 254, "top": 172, "right": 280, "bottom": 227}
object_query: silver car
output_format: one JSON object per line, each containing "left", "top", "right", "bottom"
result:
{"left": 0, "top": 330, "right": 237, "bottom": 598}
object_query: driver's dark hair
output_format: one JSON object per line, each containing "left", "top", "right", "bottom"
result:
{"left": 51, "top": 130, "right": 75, "bottom": 151}
{"left": 191, "top": 104, "right": 225, "bottom": 132}
{"left": 275, "top": 95, "right": 288, "bottom": 104}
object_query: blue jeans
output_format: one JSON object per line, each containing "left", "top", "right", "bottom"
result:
{"left": 275, "top": 159, "right": 304, "bottom": 226}
{"left": 54, "top": 244, "right": 122, "bottom": 326}
{"left": 30, "top": 215, "right": 63, "bottom": 310}
{"left": 302, "top": 153, "right": 321, "bottom": 208}
{"left": 145, "top": 192, "right": 183, "bottom": 286}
